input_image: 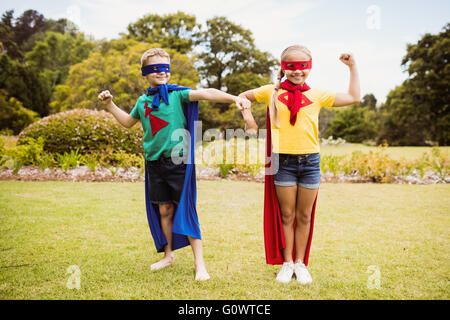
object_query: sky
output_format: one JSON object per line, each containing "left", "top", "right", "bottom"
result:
{"left": 1, "top": 0, "right": 449, "bottom": 103}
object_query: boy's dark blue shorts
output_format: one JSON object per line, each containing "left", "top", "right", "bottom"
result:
{"left": 146, "top": 157, "right": 187, "bottom": 205}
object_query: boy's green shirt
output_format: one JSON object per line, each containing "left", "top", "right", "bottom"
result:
{"left": 131, "top": 89, "right": 191, "bottom": 161}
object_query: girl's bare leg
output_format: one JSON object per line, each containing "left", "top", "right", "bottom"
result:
{"left": 294, "top": 187, "right": 319, "bottom": 263}
{"left": 275, "top": 185, "right": 298, "bottom": 262}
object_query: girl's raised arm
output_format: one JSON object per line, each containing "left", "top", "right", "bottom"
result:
{"left": 333, "top": 53, "right": 361, "bottom": 107}
{"left": 238, "top": 90, "right": 258, "bottom": 133}
{"left": 239, "top": 90, "right": 258, "bottom": 103}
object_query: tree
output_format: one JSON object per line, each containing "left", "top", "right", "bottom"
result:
{"left": 196, "top": 17, "right": 276, "bottom": 95}
{"left": 0, "top": 30, "right": 94, "bottom": 121}
{"left": 379, "top": 23, "right": 449, "bottom": 145}
{"left": 318, "top": 107, "right": 336, "bottom": 137}
{"left": 325, "top": 105, "right": 378, "bottom": 143}
{"left": 378, "top": 84, "right": 430, "bottom": 145}
{"left": 320, "top": 93, "right": 380, "bottom": 141}
{"left": 0, "top": 9, "right": 47, "bottom": 60}
{"left": 0, "top": 89, "right": 39, "bottom": 134}
{"left": 0, "top": 53, "right": 51, "bottom": 116}
{"left": 127, "top": 11, "right": 198, "bottom": 54}
{"left": 0, "top": 9, "right": 77, "bottom": 60}
{"left": 361, "top": 93, "right": 377, "bottom": 110}
{"left": 0, "top": 9, "right": 89, "bottom": 127}
{"left": 20, "top": 17, "right": 78, "bottom": 54}
{"left": 0, "top": 10, "right": 22, "bottom": 59}
{"left": 50, "top": 39, "right": 199, "bottom": 113}
{"left": 26, "top": 32, "right": 95, "bottom": 89}
{"left": 12, "top": 9, "right": 47, "bottom": 48}
{"left": 195, "top": 17, "right": 276, "bottom": 130}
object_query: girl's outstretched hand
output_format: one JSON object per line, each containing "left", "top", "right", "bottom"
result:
{"left": 339, "top": 53, "right": 356, "bottom": 67}
{"left": 235, "top": 96, "right": 251, "bottom": 110}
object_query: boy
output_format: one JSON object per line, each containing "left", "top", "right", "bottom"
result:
{"left": 98, "top": 48, "right": 250, "bottom": 280}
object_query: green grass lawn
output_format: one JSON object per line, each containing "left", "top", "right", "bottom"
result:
{"left": 0, "top": 180, "right": 448, "bottom": 300}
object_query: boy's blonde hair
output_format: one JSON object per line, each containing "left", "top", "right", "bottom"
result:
{"left": 140, "top": 48, "right": 171, "bottom": 67}
{"left": 270, "top": 45, "right": 312, "bottom": 128}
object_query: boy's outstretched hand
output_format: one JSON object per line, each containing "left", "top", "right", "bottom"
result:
{"left": 235, "top": 96, "right": 251, "bottom": 110}
{"left": 98, "top": 90, "right": 113, "bottom": 105}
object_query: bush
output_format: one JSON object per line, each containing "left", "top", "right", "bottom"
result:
{"left": 319, "top": 144, "right": 449, "bottom": 183}
{"left": 18, "top": 109, "right": 143, "bottom": 158}
{"left": 4, "top": 136, "right": 45, "bottom": 173}
{"left": 0, "top": 89, "right": 40, "bottom": 134}
{"left": 320, "top": 136, "right": 346, "bottom": 146}
{"left": 415, "top": 147, "right": 449, "bottom": 180}
{"left": 55, "top": 149, "right": 84, "bottom": 172}
{"left": 0, "top": 137, "right": 6, "bottom": 167}
{"left": 107, "top": 150, "right": 145, "bottom": 168}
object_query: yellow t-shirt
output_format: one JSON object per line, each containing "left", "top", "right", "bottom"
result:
{"left": 254, "top": 84, "right": 336, "bottom": 154}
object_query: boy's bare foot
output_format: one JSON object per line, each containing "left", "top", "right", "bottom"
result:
{"left": 194, "top": 263, "right": 210, "bottom": 281}
{"left": 150, "top": 254, "right": 174, "bottom": 271}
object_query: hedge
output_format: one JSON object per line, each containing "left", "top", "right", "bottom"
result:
{"left": 18, "top": 109, "right": 143, "bottom": 156}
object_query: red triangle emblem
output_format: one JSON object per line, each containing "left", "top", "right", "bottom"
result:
{"left": 278, "top": 92, "right": 289, "bottom": 105}
{"left": 278, "top": 92, "right": 313, "bottom": 109}
{"left": 148, "top": 114, "right": 169, "bottom": 135}
{"left": 300, "top": 95, "right": 313, "bottom": 108}
{"left": 144, "top": 102, "right": 169, "bottom": 135}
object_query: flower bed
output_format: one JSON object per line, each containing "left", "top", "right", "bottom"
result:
{"left": 1, "top": 137, "right": 448, "bottom": 184}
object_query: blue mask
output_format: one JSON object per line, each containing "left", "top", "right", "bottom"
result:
{"left": 141, "top": 64, "right": 171, "bottom": 76}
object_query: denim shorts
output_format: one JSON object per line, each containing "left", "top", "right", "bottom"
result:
{"left": 274, "top": 153, "right": 321, "bottom": 189}
{"left": 146, "top": 157, "right": 187, "bottom": 204}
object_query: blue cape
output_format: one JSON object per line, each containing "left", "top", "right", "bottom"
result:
{"left": 144, "top": 84, "right": 201, "bottom": 252}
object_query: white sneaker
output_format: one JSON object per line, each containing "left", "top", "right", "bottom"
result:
{"left": 294, "top": 261, "right": 312, "bottom": 284}
{"left": 275, "top": 261, "right": 294, "bottom": 283}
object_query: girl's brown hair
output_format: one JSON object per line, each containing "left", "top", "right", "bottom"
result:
{"left": 269, "top": 45, "right": 312, "bottom": 128}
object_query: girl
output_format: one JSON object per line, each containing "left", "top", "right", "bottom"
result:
{"left": 239, "top": 45, "right": 360, "bottom": 284}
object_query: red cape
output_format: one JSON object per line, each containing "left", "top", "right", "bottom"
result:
{"left": 263, "top": 107, "right": 317, "bottom": 266}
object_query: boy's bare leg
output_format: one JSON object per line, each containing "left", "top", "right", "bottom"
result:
{"left": 241, "top": 109, "right": 258, "bottom": 135}
{"left": 150, "top": 203, "right": 175, "bottom": 270}
{"left": 188, "top": 236, "right": 210, "bottom": 281}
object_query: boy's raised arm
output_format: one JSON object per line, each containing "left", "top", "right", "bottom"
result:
{"left": 98, "top": 90, "right": 139, "bottom": 128}
{"left": 188, "top": 88, "right": 251, "bottom": 110}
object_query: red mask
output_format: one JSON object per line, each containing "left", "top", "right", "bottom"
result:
{"left": 281, "top": 60, "right": 312, "bottom": 71}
